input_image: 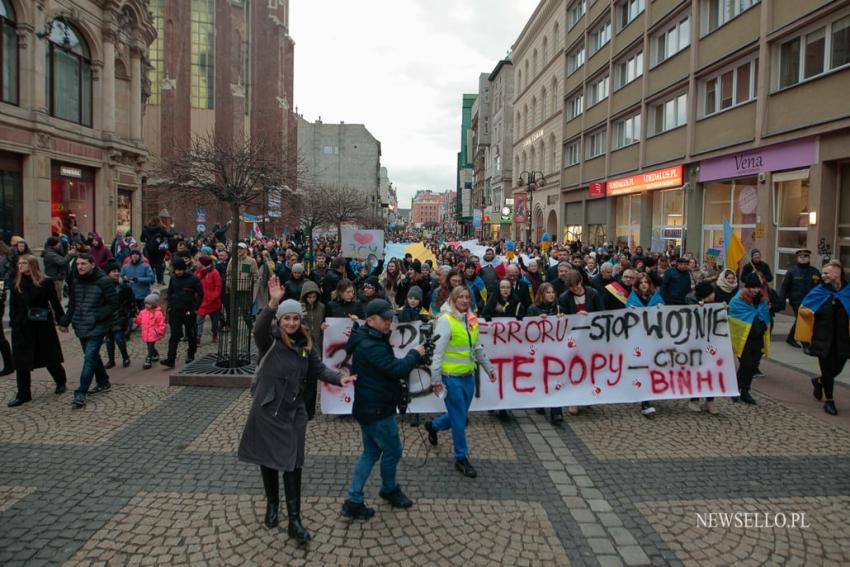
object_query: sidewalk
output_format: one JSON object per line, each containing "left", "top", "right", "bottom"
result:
{"left": 768, "top": 313, "right": 850, "bottom": 386}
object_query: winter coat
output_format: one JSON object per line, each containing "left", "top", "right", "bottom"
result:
{"left": 482, "top": 294, "right": 525, "bottom": 320}
{"left": 300, "top": 280, "right": 326, "bottom": 351}
{"left": 42, "top": 247, "right": 67, "bottom": 281}
{"left": 9, "top": 276, "right": 65, "bottom": 371}
{"left": 346, "top": 322, "right": 422, "bottom": 425}
{"left": 558, "top": 286, "right": 605, "bottom": 314}
{"left": 326, "top": 298, "right": 365, "bottom": 319}
{"left": 141, "top": 225, "right": 170, "bottom": 260}
{"left": 284, "top": 275, "right": 307, "bottom": 302}
{"left": 741, "top": 260, "right": 774, "bottom": 284}
{"left": 238, "top": 307, "right": 343, "bottom": 472}
{"left": 121, "top": 259, "right": 155, "bottom": 300}
{"left": 111, "top": 280, "right": 136, "bottom": 331}
{"left": 196, "top": 266, "right": 222, "bottom": 316}
{"left": 89, "top": 241, "right": 113, "bottom": 270}
{"left": 780, "top": 263, "right": 821, "bottom": 307}
{"left": 61, "top": 268, "right": 118, "bottom": 338}
{"left": 661, "top": 267, "right": 692, "bottom": 305}
{"left": 807, "top": 285, "right": 850, "bottom": 359}
{"left": 135, "top": 307, "right": 167, "bottom": 343}
{"left": 526, "top": 301, "right": 562, "bottom": 316}
{"left": 166, "top": 272, "right": 204, "bottom": 314}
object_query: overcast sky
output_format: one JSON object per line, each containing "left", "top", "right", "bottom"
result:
{"left": 291, "top": 0, "right": 539, "bottom": 209}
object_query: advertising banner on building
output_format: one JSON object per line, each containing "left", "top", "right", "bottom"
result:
{"left": 698, "top": 138, "right": 817, "bottom": 183}
{"left": 514, "top": 192, "right": 528, "bottom": 224}
{"left": 320, "top": 305, "right": 737, "bottom": 414}
{"left": 341, "top": 228, "right": 385, "bottom": 260}
{"left": 607, "top": 166, "right": 684, "bottom": 197}
{"left": 473, "top": 208, "right": 482, "bottom": 228}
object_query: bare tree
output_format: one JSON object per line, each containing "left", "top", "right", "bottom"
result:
{"left": 294, "top": 185, "right": 327, "bottom": 252}
{"left": 154, "top": 133, "right": 287, "bottom": 367}
{"left": 320, "top": 185, "right": 370, "bottom": 242}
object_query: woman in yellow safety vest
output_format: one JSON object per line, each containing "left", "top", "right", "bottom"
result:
{"left": 424, "top": 286, "right": 496, "bottom": 479}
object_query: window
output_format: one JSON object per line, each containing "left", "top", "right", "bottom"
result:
{"left": 615, "top": 50, "right": 643, "bottom": 88}
{"left": 552, "top": 79, "right": 559, "bottom": 112}
{"left": 531, "top": 96, "right": 538, "bottom": 126}
{"left": 617, "top": 0, "right": 645, "bottom": 30}
{"left": 701, "top": 58, "right": 757, "bottom": 116}
{"left": 550, "top": 134, "right": 558, "bottom": 173}
{"left": 568, "top": 1, "right": 586, "bottom": 29}
{"left": 532, "top": 49, "right": 539, "bottom": 78}
{"left": 541, "top": 87, "right": 549, "bottom": 117}
{"left": 702, "top": 0, "right": 759, "bottom": 36}
{"left": 587, "top": 74, "right": 609, "bottom": 106}
{"left": 777, "top": 13, "right": 850, "bottom": 89}
{"left": 589, "top": 18, "right": 611, "bottom": 54}
{"left": 651, "top": 93, "right": 687, "bottom": 134}
{"left": 191, "top": 0, "right": 215, "bottom": 109}
{"left": 553, "top": 21, "right": 561, "bottom": 51}
{"left": 45, "top": 20, "right": 92, "bottom": 126}
{"left": 322, "top": 146, "right": 339, "bottom": 155}
{"left": 542, "top": 37, "right": 549, "bottom": 63}
{"left": 0, "top": 0, "right": 17, "bottom": 105}
{"left": 586, "top": 128, "right": 607, "bottom": 159}
{"left": 565, "top": 140, "right": 581, "bottom": 167}
{"left": 568, "top": 45, "right": 585, "bottom": 74}
{"left": 614, "top": 112, "right": 641, "bottom": 149}
{"left": 567, "top": 92, "right": 584, "bottom": 120}
{"left": 147, "top": 0, "right": 164, "bottom": 105}
{"left": 652, "top": 15, "right": 690, "bottom": 66}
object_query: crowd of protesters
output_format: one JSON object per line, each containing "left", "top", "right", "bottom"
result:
{"left": 0, "top": 220, "right": 847, "bottom": 418}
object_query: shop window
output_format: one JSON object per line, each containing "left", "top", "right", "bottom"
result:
{"left": 51, "top": 163, "right": 95, "bottom": 237}
{"left": 45, "top": 19, "right": 92, "bottom": 126}
{"left": 837, "top": 163, "right": 850, "bottom": 279}
{"left": 651, "top": 189, "right": 685, "bottom": 250}
{"left": 701, "top": 177, "right": 757, "bottom": 266}
{"left": 615, "top": 194, "right": 641, "bottom": 249}
{"left": 0, "top": 0, "right": 17, "bottom": 105}
{"left": 564, "top": 225, "right": 583, "bottom": 244}
{"left": 117, "top": 189, "right": 133, "bottom": 235}
{"left": 587, "top": 224, "right": 607, "bottom": 246}
{"left": 0, "top": 154, "right": 21, "bottom": 240}
{"left": 773, "top": 174, "right": 810, "bottom": 285}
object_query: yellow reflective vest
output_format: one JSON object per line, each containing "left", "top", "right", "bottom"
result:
{"left": 441, "top": 312, "right": 479, "bottom": 375}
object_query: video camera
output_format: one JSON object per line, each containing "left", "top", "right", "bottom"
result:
{"left": 397, "top": 322, "right": 441, "bottom": 415}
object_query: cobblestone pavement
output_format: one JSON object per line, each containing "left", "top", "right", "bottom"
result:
{"left": 1, "top": 354, "right": 850, "bottom": 565}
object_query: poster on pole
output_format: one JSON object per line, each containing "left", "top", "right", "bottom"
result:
{"left": 320, "top": 304, "right": 737, "bottom": 414}
{"left": 341, "top": 228, "right": 385, "bottom": 260}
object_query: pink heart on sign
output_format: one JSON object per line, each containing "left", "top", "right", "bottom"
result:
{"left": 353, "top": 232, "right": 373, "bottom": 245}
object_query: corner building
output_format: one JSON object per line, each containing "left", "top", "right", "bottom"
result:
{"left": 511, "top": 0, "right": 566, "bottom": 243}
{"left": 560, "top": 0, "right": 850, "bottom": 285}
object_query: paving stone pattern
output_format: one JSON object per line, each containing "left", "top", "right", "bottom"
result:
{"left": 1, "top": 378, "right": 850, "bottom": 565}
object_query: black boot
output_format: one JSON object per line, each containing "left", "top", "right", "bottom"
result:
{"left": 0, "top": 339, "right": 14, "bottom": 376}
{"left": 260, "top": 466, "right": 279, "bottom": 528}
{"left": 283, "top": 469, "right": 311, "bottom": 544}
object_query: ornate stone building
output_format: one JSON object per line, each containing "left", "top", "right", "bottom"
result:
{"left": 0, "top": 0, "right": 155, "bottom": 244}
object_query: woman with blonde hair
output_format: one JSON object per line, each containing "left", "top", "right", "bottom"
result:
{"left": 7, "top": 255, "right": 67, "bottom": 407}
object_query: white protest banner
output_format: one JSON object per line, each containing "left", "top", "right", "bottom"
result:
{"left": 319, "top": 304, "right": 738, "bottom": 415}
{"left": 341, "top": 228, "right": 385, "bottom": 260}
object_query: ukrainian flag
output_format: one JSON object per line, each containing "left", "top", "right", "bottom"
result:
{"left": 625, "top": 290, "right": 664, "bottom": 308}
{"left": 727, "top": 291, "right": 772, "bottom": 358}
{"left": 794, "top": 283, "right": 850, "bottom": 343}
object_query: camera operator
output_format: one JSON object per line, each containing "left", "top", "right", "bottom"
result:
{"left": 424, "top": 286, "right": 496, "bottom": 479}
{"left": 341, "top": 298, "right": 425, "bottom": 520}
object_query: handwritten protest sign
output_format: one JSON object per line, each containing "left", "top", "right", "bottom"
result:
{"left": 320, "top": 304, "right": 738, "bottom": 414}
{"left": 341, "top": 228, "right": 384, "bottom": 260}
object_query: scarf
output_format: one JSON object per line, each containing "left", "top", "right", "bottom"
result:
{"left": 716, "top": 270, "right": 738, "bottom": 293}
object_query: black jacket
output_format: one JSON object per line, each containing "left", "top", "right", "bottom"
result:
{"left": 527, "top": 301, "right": 562, "bottom": 316}
{"left": 741, "top": 260, "right": 773, "bottom": 284}
{"left": 320, "top": 269, "right": 345, "bottom": 304}
{"left": 807, "top": 285, "right": 850, "bottom": 359}
{"left": 61, "top": 268, "right": 118, "bottom": 338}
{"left": 396, "top": 274, "right": 432, "bottom": 308}
{"left": 166, "top": 272, "right": 204, "bottom": 313}
{"left": 9, "top": 276, "right": 65, "bottom": 371}
{"left": 346, "top": 323, "right": 422, "bottom": 424}
{"left": 661, "top": 268, "right": 692, "bottom": 305}
{"left": 284, "top": 275, "right": 307, "bottom": 301}
{"left": 482, "top": 294, "right": 525, "bottom": 320}
{"left": 112, "top": 280, "right": 137, "bottom": 329}
{"left": 326, "top": 298, "right": 365, "bottom": 319}
{"left": 558, "top": 286, "right": 605, "bottom": 314}
{"left": 780, "top": 263, "right": 821, "bottom": 307}
{"left": 510, "top": 279, "right": 533, "bottom": 308}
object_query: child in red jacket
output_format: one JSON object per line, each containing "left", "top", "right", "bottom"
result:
{"left": 135, "top": 293, "right": 167, "bottom": 369}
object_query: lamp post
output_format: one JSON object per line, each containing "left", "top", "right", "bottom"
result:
{"left": 518, "top": 170, "right": 545, "bottom": 242}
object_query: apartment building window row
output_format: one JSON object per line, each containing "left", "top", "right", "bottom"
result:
{"left": 651, "top": 92, "right": 687, "bottom": 135}
{"left": 565, "top": 139, "right": 581, "bottom": 167}
{"left": 701, "top": 57, "right": 757, "bottom": 117}
{"left": 615, "top": 50, "right": 643, "bottom": 89}
{"left": 589, "top": 18, "right": 612, "bottom": 55}
{"left": 617, "top": 0, "right": 645, "bottom": 31}
{"left": 568, "top": 0, "right": 586, "bottom": 29}
{"left": 701, "top": 0, "right": 759, "bottom": 36}
{"left": 777, "top": 13, "right": 850, "bottom": 90}
{"left": 652, "top": 15, "right": 690, "bottom": 66}
{"left": 0, "top": 0, "right": 17, "bottom": 105}
{"left": 613, "top": 113, "right": 641, "bottom": 149}
{"left": 567, "top": 92, "right": 584, "bottom": 120}
{"left": 587, "top": 74, "right": 609, "bottom": 107}
{"left": 568, "top": 44, "right": 585, "bottom": 74}
{"left": 586, "top": 128, "right": 607, "bottom": 159}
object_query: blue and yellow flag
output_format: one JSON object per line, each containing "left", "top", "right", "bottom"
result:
{"left": 727, "top": 290, "right": 772, "bottom": 358}
{"left": 794, "top": 283, "right": 850, "bottom": 343}
{"left": 723, "top": 216, "right": 746, "bottom": 271}
{"left": 625, "top": 290, "right": 664, "bottom": 308}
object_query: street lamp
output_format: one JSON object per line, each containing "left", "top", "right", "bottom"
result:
{"left": 518, "top": 170, "right": 545, "bottom": 241}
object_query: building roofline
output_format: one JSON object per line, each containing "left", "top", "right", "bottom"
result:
{"left": 488, "top": 58, "right": 513, "bottom": 81}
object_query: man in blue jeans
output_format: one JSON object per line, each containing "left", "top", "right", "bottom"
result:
{"left": 59, "top": 254, "right": 118, "bottom": 408}
{"left": 341, "top": 299, "right": 424, "bottom": 520}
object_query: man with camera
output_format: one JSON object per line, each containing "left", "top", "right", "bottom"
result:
{"left": 341, "top": 298, "right": 425, "bottom": 520}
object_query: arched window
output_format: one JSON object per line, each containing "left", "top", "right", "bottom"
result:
{"left": 541, "top": 87, "right": 549, "bottom": 118}
{"left": 553, "top": 21, "right": 560, "bottom": 51}
{"left": 552, "top": 78, "right": 559, "bottom": 113}
{"left": 530, "top": 147, "right": 537, "bottom": 175}
{"left": 517, "top": 69, "right": 522, "bottom": 94}
{"left": 523, "top": 104, "right": 528, "bottom": 133}
{"left": 0, "top": 0, "right": 17, "bottom": 105}
{"left": 542, "top": 36, "right": 549, "bottom": 64}
{"left": 532, "top": 49, "right": 538, "bottom": 78}
{"left": 550, "top": 134, "right": 557, "bottom": 174}
{"left": 524, "top": 60, "right": 529, "bottom": 90}
{"left": 514, "top": 156, "right": 521, "bottom": 184}
{"left": 515, "top": 110, "right": 521, "bottom": 132}
{"left": 540, "top": 139, "right": 547, "bottom": 172}
{"left": 45, "top": 19, "right": 92, "bottom": 126}
{"left": 521, "top": 151, "right": 527, "bottom": 177}
{"left": 531, "top": 96, "right": 537, "bottom": 126}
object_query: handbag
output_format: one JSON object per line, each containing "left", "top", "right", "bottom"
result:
{"left": 28, "top": 307, "right": 51, "bottom": 322}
